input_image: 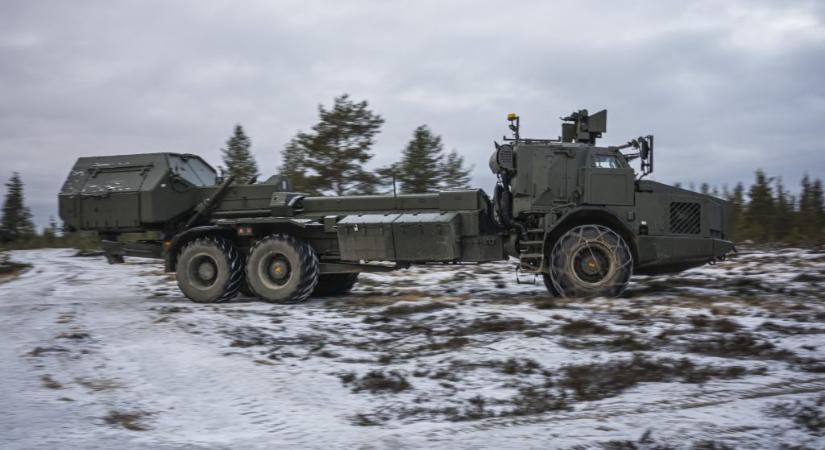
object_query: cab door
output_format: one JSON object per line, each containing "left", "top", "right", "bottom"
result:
{"left": 581, "top": 153, "right": 634, "bottom": 206}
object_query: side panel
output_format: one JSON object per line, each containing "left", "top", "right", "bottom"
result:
{"left": 393, "top": 213, "right": 461, "bottom": 261}
{"left": 582, "top": 168, "right": 634, "bottom": 206}
{"left": 336, "top": 212, "right": 463, "bottom": 262}
{"left": 79, "top": 169, "right": 147, "bottom": 229}
{"left": 337, "top": 214, "right": 398, "bottom": 261}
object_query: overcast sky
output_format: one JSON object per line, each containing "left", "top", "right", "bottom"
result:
{"left": 1, "top": 0, "right": 823, "bottom": 228}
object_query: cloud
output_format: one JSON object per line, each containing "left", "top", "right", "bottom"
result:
{"left": 0, "top": 0, "right": 823, "bottom": 227}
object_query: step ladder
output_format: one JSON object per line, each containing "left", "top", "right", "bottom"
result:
{"left": 518, "top": 228, "right": 547, "bottom": 274}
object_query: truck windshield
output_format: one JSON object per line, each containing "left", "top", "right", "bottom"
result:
{"left": 592, "top": 154, "right": 623, "bottom": 169}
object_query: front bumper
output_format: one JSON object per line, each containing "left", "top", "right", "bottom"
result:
{"left": 634, "top": 235, "right": 734, "bottom": 275}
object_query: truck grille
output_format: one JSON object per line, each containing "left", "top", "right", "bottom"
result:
{"left": 669, "top": 202, "right": 701, "bottom": 234}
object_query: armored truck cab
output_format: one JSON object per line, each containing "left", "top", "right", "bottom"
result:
{"left": 59, "top": 109, "right": 734, "bottom": 304}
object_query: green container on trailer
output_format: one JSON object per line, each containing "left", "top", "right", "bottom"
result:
{"left": 393, "top": 212, "right": 461, "bottom": 261}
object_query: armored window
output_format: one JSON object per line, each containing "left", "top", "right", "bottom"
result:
{"left": 169, "top": 156, "right": 217, "bottom": 186}
{"left": 592, "top": 154, "right": 622, "bottom": 169}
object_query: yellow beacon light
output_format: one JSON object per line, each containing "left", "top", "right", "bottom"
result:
{"left": 507, "top": 113, "right": 518, "bottom": 121}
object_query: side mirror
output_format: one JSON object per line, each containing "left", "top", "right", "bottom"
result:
{"left": 640, "top": 138, "right": 650, "bottom": 160}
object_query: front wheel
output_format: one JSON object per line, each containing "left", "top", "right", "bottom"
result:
{"left": 547, "top": 225, "right": 633, "bottom": 298}
{"left": 245, "top": 234, "right": 319, "bottom": 304}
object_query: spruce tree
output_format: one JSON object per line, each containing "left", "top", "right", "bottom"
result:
{"left": 221, "top": 125, "right": 259, "bottom": 183}
{"left": 798, "top": 175, "right": 817, "bottom": 241}
{"left": 280, "top": 138, "right": 312, "bottom": 193}
{"left": 773, "top": 178, "right": 793, "bottom": 241}
{"left": 812, "top": 178, "right": 825, "bottom": 242}
{"left": 43, "top": 216, "right": 58, "bottom": 242}
{"left": 726, "top": 182, "right": 746, "bottom": 241}
{"left": 1, "top": 172, "right": 36, "bottom": 239}
{"left": 396, "top": 125, "right": 444, "bottom": 193}
{"left": 744, "top": 170, "right": 774, "bottom": 242}
{"left": 281, "top": 94, "right": 384, "bottom": 195}
{"left": 440, "top": 149, "right": 473, "bottom": 190}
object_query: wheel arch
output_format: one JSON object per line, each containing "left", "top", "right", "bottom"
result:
{"left": 166, "top": 225, "right": 236, "bottom": 272}
{"left": 544, "top": 208, "right": 639, "bottom": 265}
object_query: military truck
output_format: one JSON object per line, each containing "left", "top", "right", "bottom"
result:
{"left": 59, "top": 110, "right": 733, "bottom": 303}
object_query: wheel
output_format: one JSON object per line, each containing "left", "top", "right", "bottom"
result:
{"left": 104, "top": 252, "right": 125, "bottom": 264}
{"left": 541, "top": 274, "right": 560, "bottom": 297}
{"left": 548, "top": 225, "right": 633, "bottom": 298}
{"left": 175, "top": 236, "right": 243, "bottom": 303}
{"left": 239, "top": 280, "right": 257, "bottom": 298}
{"left": 312, "top": 273, "right": 359, "bottom": 297}
{"left": 245, "top": 234, "right": 319, "bottom": 304}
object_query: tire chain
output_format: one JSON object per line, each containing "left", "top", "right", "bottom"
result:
{"left": 181, "top": 236, "right": 244, "bottom": 303}
{"left": 549, "top": 224, "right": 632, "bottom": 298}
{"left": 246, "top": 234, "right": 319, "bottom": 304}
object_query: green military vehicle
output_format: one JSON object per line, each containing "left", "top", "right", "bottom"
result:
{"left": 58, "top": 110, "right": 733, "bottom": 303}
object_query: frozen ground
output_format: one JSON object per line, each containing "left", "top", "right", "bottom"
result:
{"left": 1, "top": 247, "right": 824, "bottom": 449}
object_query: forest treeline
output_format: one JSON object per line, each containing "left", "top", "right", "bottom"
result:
{"left": 221, "top": 94, "right": 472, "bottom": 195}
{"left": 700, "top": 170, "right": 825, "bottom": 244}
{"left": 1, "top": 93, "right": 823, "bottom": 247}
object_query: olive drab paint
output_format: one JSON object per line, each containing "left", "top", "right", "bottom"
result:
{"left": 58, "top": 109, "right": 734, "bottom": 301}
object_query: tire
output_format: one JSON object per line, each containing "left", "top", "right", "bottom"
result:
{"left": 245, "top": 234, "right": 319, "bottom": 304}
{"left": 541, "top": 274, "right": 560, "bottom": 297}
{"left": 176, "top": 236, "right": 243, "bottom": 303}
{"left": 548, "top": 225, "right": 633, "bottom": 298}
{"left": 104, "top": 253, "right": 125, "bottom": 264}
{"left": 312, "top": 273, "right": 359, "bottom": 297}
{"left": 239, "top": 280, "right": 257, "bottom": 298}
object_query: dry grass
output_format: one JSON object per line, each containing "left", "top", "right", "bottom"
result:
{"left": 102, "top": 410, "right": 150, "bottom": 431}
{"left": 560, "top": 354, "right": 752, "bottom": 401}
{"left": 40, "top": 374, "right": 62, "bottom": 389}
{"left": 340, "top": 370, "right": 412, "bottom": 394}
{"left": 559, "top": 319, "right": 612, "bottom": 335}
{"left": 75, "top": 377, "right": 121, "bottom": 391}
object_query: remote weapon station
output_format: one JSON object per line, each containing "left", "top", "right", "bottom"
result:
{"left": 59, "top": 110, "right": 733, "bottom": 303}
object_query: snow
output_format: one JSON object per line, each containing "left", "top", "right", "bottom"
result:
{"left": 1, "top": 247, "right": 824, "bottom": 449}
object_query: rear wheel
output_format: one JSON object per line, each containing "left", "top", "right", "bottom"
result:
{"left": 547, "top": 225, "right": 632, "bottom": 298}
{"left": 176, "top": 236, "right": 243, "bottom": 303}
{"left": 245, "top": 234, "right": 319, "bottom": 304}
{"left": 312, "top": 273, "right": 359, "bottom": 297}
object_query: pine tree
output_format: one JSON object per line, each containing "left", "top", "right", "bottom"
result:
{"left": 812, "top": 178, "right": 825, "bottom": 242}
{"left": 221, "top": 125, "right": 259, "bottom": 183}
{"left": 281, "top": 94, "right": 384, "bottom": 195}
{"left": 798, "top": 175, "right": 817, "bottom": 242}
{"left": 396, "top": 125, "right": 444, "bottom": 193}
{"left": 1, "top": 172, "right": 36, "bottom": 239}
{"left": 726, "top": 182, "right": 746, "bottom": 241}
{"left": 773, "top": 178, "right": 793, "bottom": 241}
{"left": 440, "top": 149, "right": 473, "bottom": 190}
{"left": 700, "top": 183, "right": 710, "bottom": 195}
{"left": 744, "top": 169, "right": 774, "bottom": 242}
{"left": 42, "top": 216, "right": 59, "bottom": 242}
{"left": 280, "top": 138, "right": 312, "bottom": 193}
